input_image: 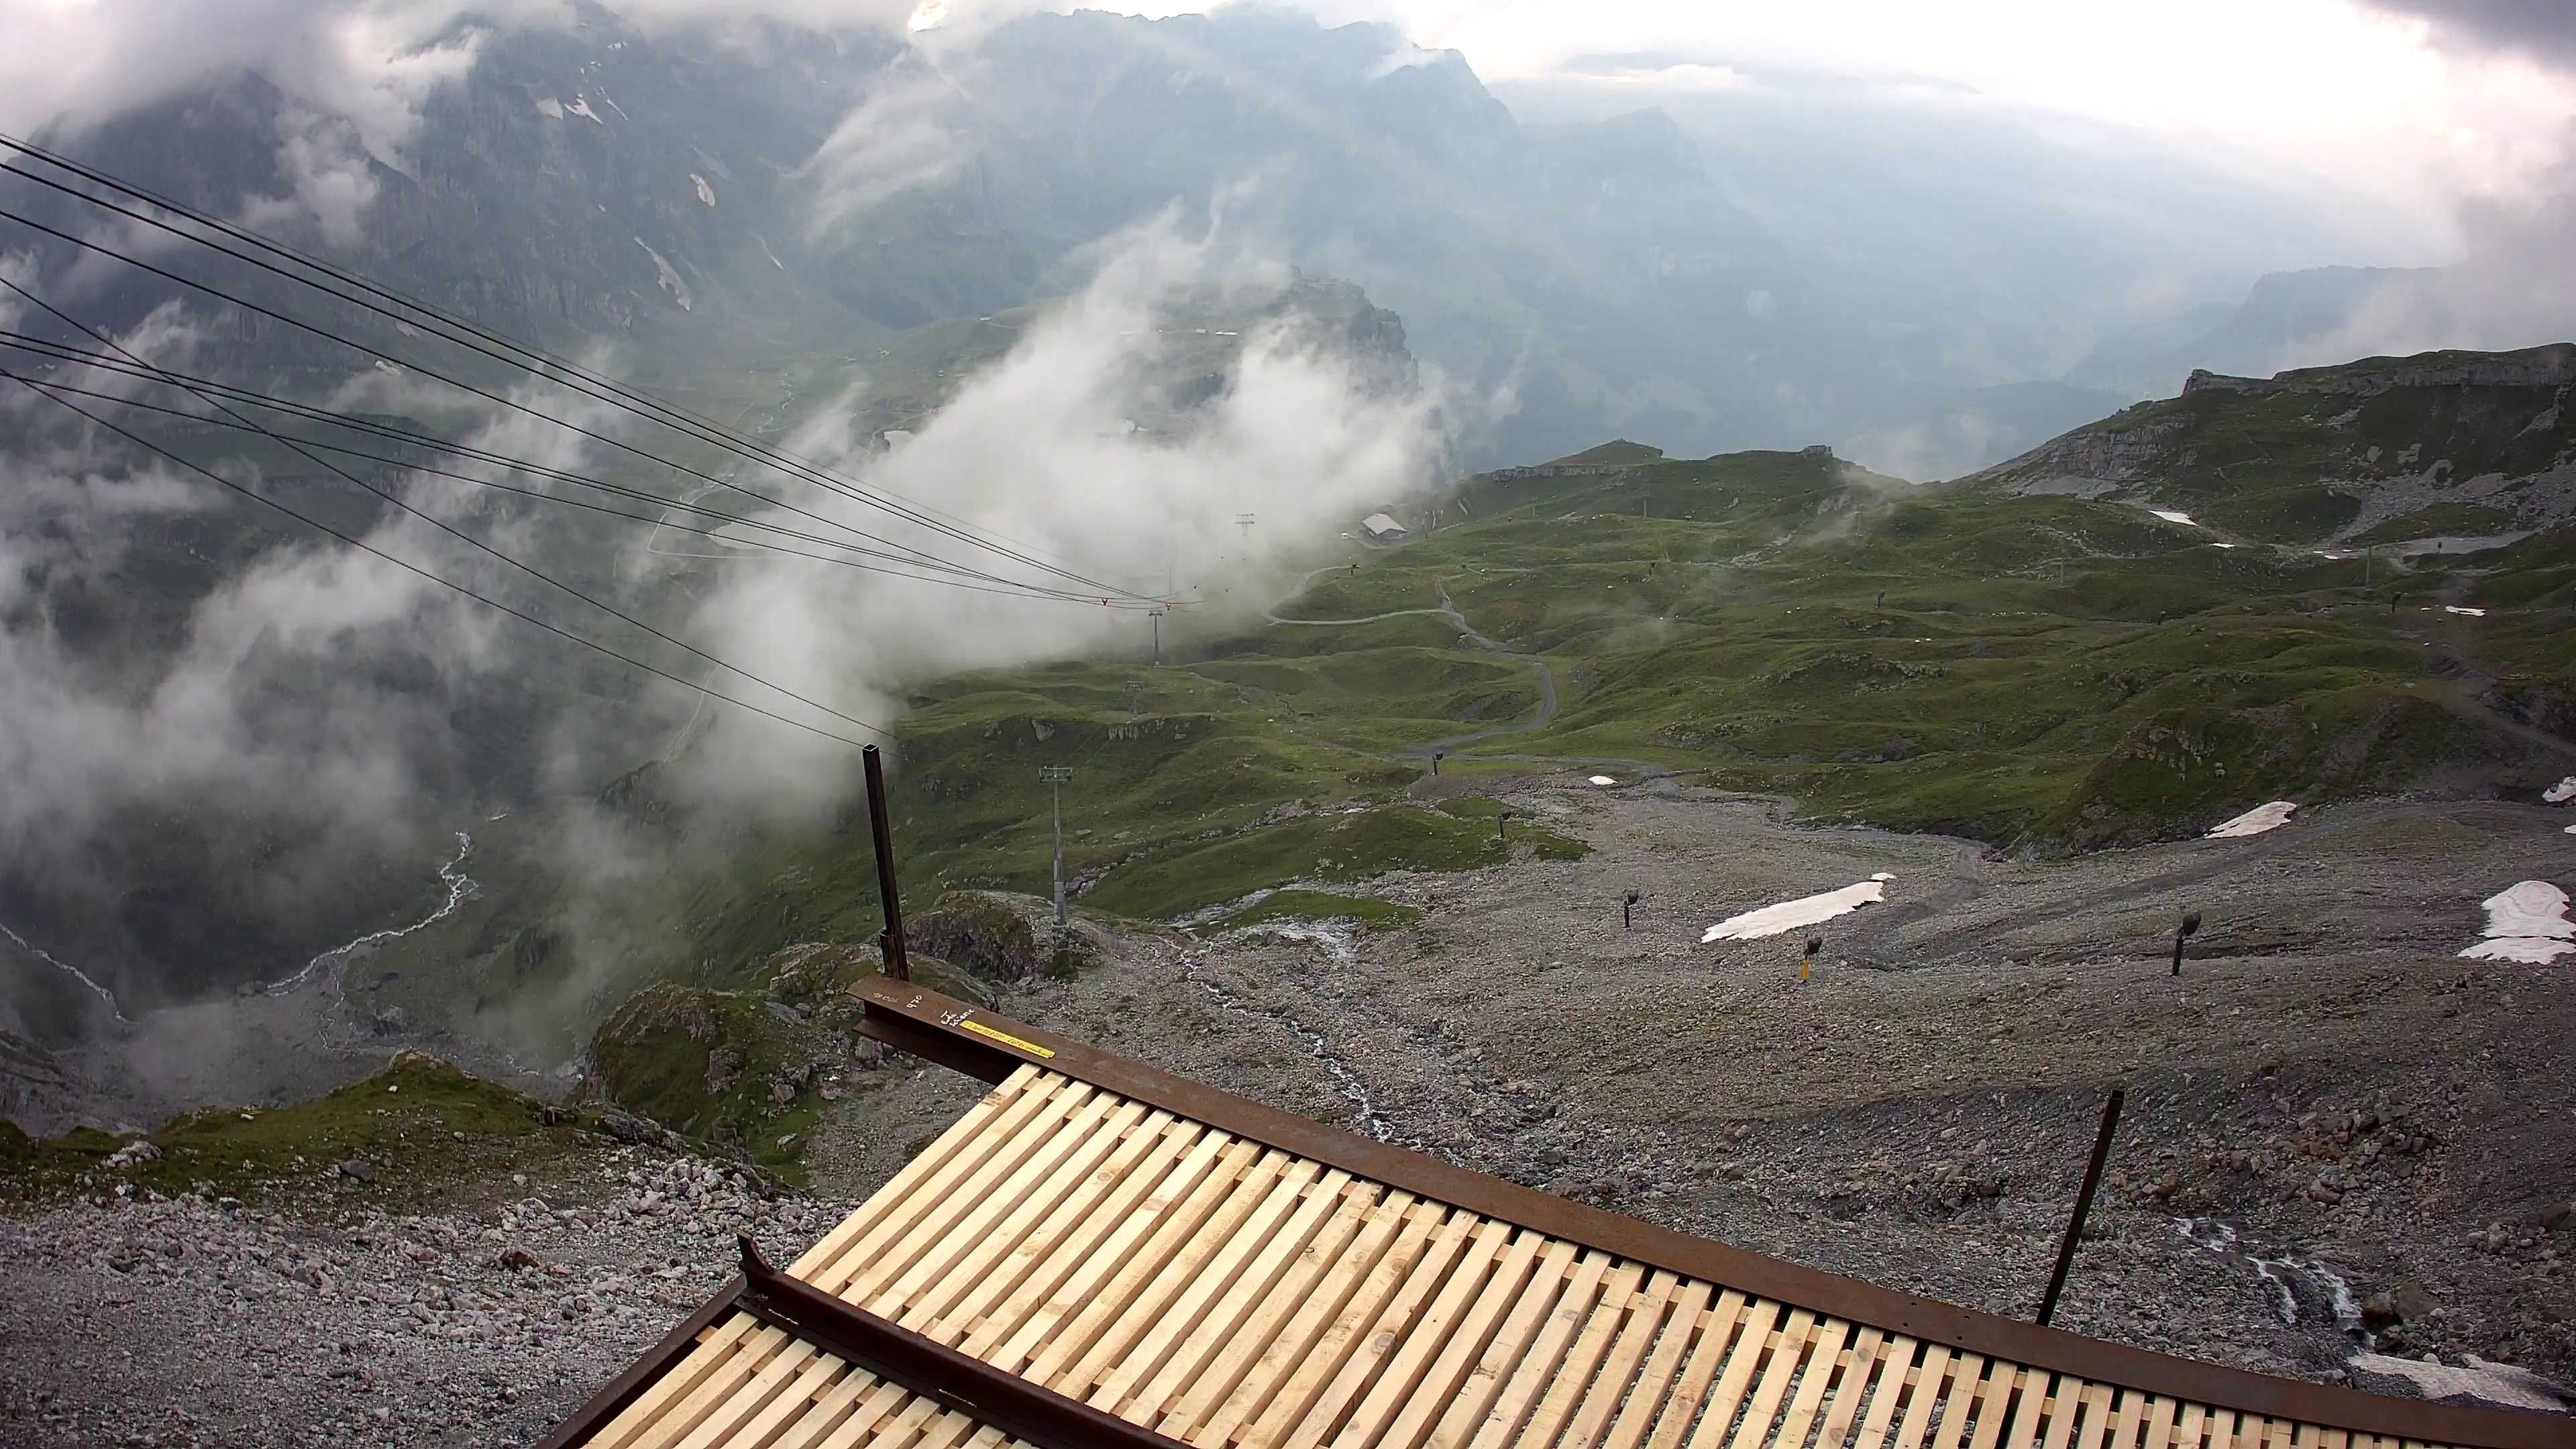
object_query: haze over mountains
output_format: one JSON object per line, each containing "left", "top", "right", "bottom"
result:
{"left": 3, "top": 0, "right": 2573, "bottom": 1067}
{"left": 14, "top": 1, "right": 2526, "bottom": 476}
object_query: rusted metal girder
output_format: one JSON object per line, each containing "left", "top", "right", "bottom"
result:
{"left": 851, "top": 974, "right": 2567, "bottom": 1449}
{"left": 731, "top": 1235, "right": 1197, "bottom": 1449}
{"left": 861, "top": 743, "right": 910, "bottom": 981}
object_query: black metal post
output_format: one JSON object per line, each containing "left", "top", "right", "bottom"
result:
{"left": 2172, "top": 910, "right": 2200, "bottom": 977}
{"left": 862, "top": 744, "right": 910, "bottom": 981}
{"left": 2037, "top": 1086, "right": 2125, "bottom": 1326}
{"left": 1624, "top": 890, "right": 1640, "bottom": 929}
{"left": 1497, "top": 808, "right": 1510, "bottom": 843}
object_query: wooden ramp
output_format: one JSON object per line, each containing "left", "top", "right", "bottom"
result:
{"left": 544, "top": 981, "right": 2561, "bottom": 1449}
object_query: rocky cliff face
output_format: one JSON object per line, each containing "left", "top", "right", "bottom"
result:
{"left": 2183, "top": 344, "right": 2576, "bottom": 400}
{"left": 1970, "top": 345, "right": 2576, "bottom": 544}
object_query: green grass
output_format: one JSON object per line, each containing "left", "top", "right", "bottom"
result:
{"left": 349, "top": 437, "right": 2576, "bottom": 1046}
{"left": 1210, "top": 890, "right": 1424, "bottom": 933}
{"left": 1083, "top": 804, "right": 1588, "bottom": 920}
{"left": 0, "top": 1055, "right": 590, "bottom": 1209}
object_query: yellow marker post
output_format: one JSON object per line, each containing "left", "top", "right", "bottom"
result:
{"left": 1801, "top": 936, "right": 1820, "bottom": 983}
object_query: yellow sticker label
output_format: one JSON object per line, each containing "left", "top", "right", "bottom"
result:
{"left": 960, "top": 1017, "right": 1056, "bottom": 1059}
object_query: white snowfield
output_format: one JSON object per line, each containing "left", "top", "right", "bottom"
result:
{"left": 1588, "top": 775, "right": 1617, "bottom": 786}
{"left": 2206, "top": 801, "right": 2297, "bottom": 838}
{"left": 2445, "top": 605, "right": 2487, "bottom": 617}
{"left": 2148, "top": 508, "right": 2198, "bottom": 526}
{"left": 2459, "top": 881, "right": 2575, "bottom": 964}
{"left": 2544, "top": 776, "right": 2575, "bottom": 803}
{"left": 2348, "top": 1352, "right": 2574, "bottom": 1413}
{"left": 1701, "top": 876, "right": 1892, "bottom": 943}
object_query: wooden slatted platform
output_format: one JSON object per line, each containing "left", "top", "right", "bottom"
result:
{"left": 548, "top": 982, "right": 2562, "bottom": 1449}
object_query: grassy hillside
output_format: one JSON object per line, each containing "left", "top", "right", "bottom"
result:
{"left": 355, "top": 439, "right": 2575, "bottom": 1067}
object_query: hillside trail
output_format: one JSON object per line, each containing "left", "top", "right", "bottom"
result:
{"left": 1260, "top": 568, "right": 1563, "bottom": 755}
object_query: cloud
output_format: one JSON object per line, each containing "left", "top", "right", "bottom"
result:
{"left": 673, "top": 202, "right": 1456, "bottom": 818}
{"left": 798, "top": 64, "right": 973, "bottom": 237}
{"left": 2362, "top": 1, "right": 2576, "bottom": 70}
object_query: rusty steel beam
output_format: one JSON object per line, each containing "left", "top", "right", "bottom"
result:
{"left": 732, "top": 1235, "right": 1195, "bottom": 1449}
{"left": 533, "top": 1275, "right": 744, "bottom": 1449}
{"left": 2036, "top": 1085, "right": 2125, "bottom": 1327}
{"left": 849, "top": 974, "right": 2567, "bottom": 1449}
{"left": 861, "top": 743, "right": 910, "bottom": 981}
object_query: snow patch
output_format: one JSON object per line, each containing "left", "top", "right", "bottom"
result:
{"left": 2445, "top": 605, "right": 2487, "bottom": 617}
{"left": 564, "top": 94, "right": 602, "bottom": 123}
{"left": 633, "top": 239, "right": 691, "bottom": 311}
{"left": 2459, "top": 881, "right": 2573, "bottom": 963}
{"left": 2206, "top": 801, "right": 2297, "bottom": 838}
{"left": 2147, "top": 508, "right": 2198, "bottom": 526}
{"left": 1702, "top": 879, "right": 1886, "bottom": 943}
{"left": 533, "top": 95, "right": 564, "bottom": 119}
{"left": 2544, "top": 776, "right": 2575, "bottom": 804}
{"left": 690, "top": 172, "right": 715, "bottom": 207}
{"left": 1588, "top": 775, "right": 1616, "bottom": 786}
{"left": 2349, "top": 1352, "right": 2575, "bottom": 1413}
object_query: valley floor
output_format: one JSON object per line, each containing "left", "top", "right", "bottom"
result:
{"left": 5, "top": 779, "right": 2573, "bottom": 1446}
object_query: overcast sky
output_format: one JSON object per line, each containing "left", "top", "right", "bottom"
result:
{"left": 5, "top": 0, "right": 2571, "bottom": 256}
{"left": 1167, "top": 0, "right": 2576, "bottom": 250}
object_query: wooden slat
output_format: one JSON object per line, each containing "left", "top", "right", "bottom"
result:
{"left": 1847, "top": 1338, "right": 1921, "bottom": 1449}
{"left": 1118, "top": 1165, "right": 1353, "bottom": 1422}
{"left": 1773, "top": 1321, "right": 1858, "bottom": 1449}
{"left": 1469, "top": 1250, "right": 1620, "bottom": 1449}
{"left": 1171, "top": 1178, "right": 1388, "bottom": 1438}
{"left": 590, "top": 1313, "right": 767, "bottom": 1449}
{"left": 1378, "top": 1228, "right": 1552, "bottom": 1449}
{"left": 1073, "top": 1150, "right": 1311, "bottom": 1406}
{"left": 1240, "top": 1198, "right": 1447, "bottom": 1449}
{"left": 1325, "top": 1217, "right": 1518, "bottom": 1448}
{"left": 757, "top": 1361, "right": 891, "bottom": 1444}
{"left": 580, "top": 1066, "right": 2482, "bottom": 1449}
{"left": 1525, "top": 1263, "right": 1651, "bottom": 1449}
{"left": 1929, "top": 1356, "right": 1992, "bottom": 1449}
{"left": 2035, "top": 1379, "right": 2084, "bottom": 1449}
{"left": 1886, "top": 1344, "right": 1957, "bottom": 1449}
{"left": 890, "top": 1094, "right": 1146, "bottom": 1331}
{"left": 671, "top": 1337, "right": 827, "bottom": 1449}
{"left": 966, "top": 1120, "right": 1218, "bottom": 1364}
{"left": 1198, "top": 1191, "right": 1419, "bottom": 1448}
{"left": 1731, "top": 1310, "right": 1826, "bottom": 1449}
{"left": 1423, "top": 1238, "right": 1584, "bottom": 1449}
{"left": 630, "top": 1324, "right": 794, "bottom": 1449}
{"left": 2080, "top": 1385, "right": 2125, "bottom": 1449}
{"left": 839, "top": 1081, "right": 1103, "bottom": 1309}
{"left": 1010, "top": 1134, "right": 1257, "bottom": 1381}
{"left": 1599, "top": 1277, "right": 1719, "bottom": 1449}
{"left": 1811, "top": 1328, "right": 1890, "bottom": 1449}
{"left": 1565, "top": 1271, "right": 1685, "bottom": 1449}
{"left": 1654, "top": 1295, "right": 1760, "bottom": 1449}
{"left": 1279, "top": 1206, "right": 1479, "bottom": 1449}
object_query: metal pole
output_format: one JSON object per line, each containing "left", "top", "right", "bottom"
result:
{"left": 1151, "top": 610, "right": 1161, "bottom": 667}
{"left": 1040, "top": 766, "right": 1073, "bottom": 927}
{"left": 2036, "top": 1086, "right": 2125, "bottom": 1326}
{"left": 862, "top": 744, "right": 910, "bottom": 981}
{"left": 2172, "top": 910, "right": 2200, "bottom": 977}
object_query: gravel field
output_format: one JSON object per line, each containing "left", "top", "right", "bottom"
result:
{"left": 5, "top": 777, "right": 2573, "bottom": 1446}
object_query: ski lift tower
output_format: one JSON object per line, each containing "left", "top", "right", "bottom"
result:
{"left": 1039, "top": 766, "right": 1074, "bottom": 926}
